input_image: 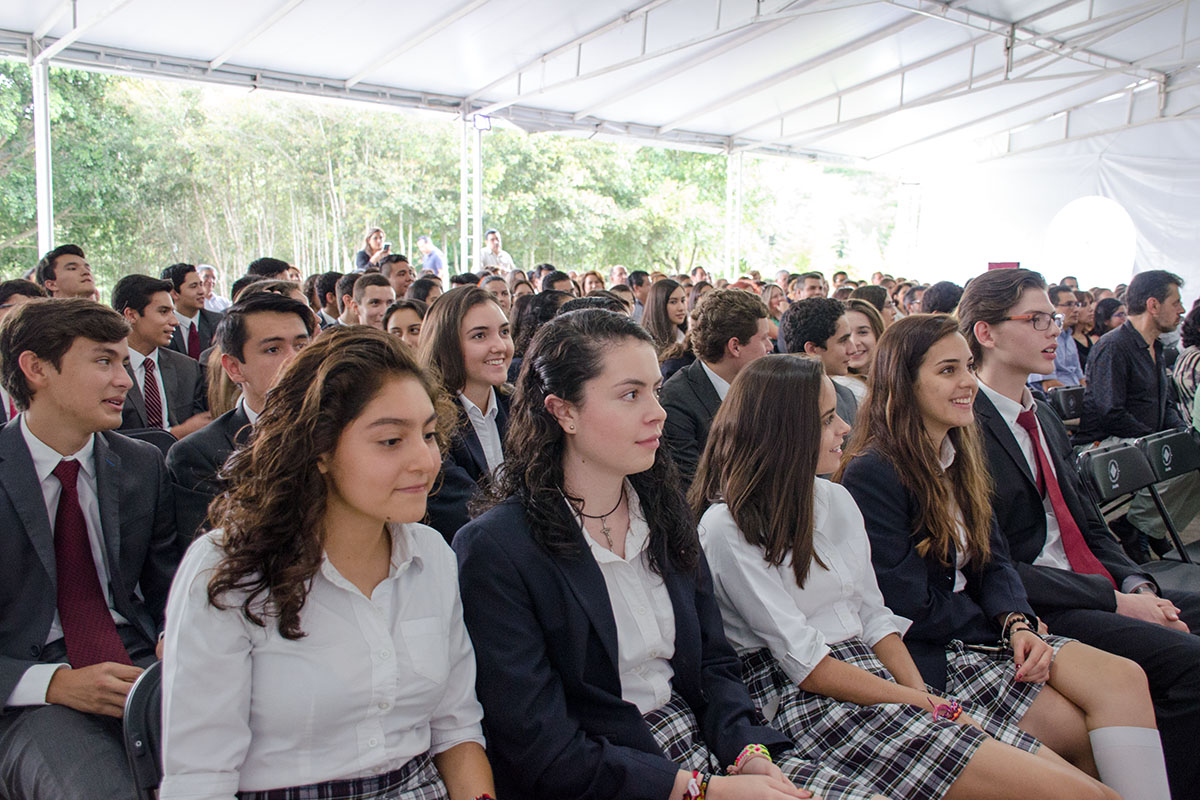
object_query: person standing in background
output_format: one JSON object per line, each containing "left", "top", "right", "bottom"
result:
{"left": 197, "top": 264, "right": 231, "bottom": 312}
{"left": 417, "top": 236, "right": 447, "bottom": 282}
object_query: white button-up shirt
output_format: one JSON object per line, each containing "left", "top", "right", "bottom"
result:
{"left": 160, "top": 523, "right": 485, "bottom": 799}
{"left": 576, "top": 487, "right": 676, "bottom": 715}
{"left": 6, "top": 417, "right": 128, "bottom": 707}
{"left": 126, "top": 347, "right": 170, "bottom": 429}
{"left": 977, "top": 381, "right": 1072, "bottom": 572}
{"left": 698, "top": 480, "right": 909, "bottom": 685}
{"left": 174, "top": 310, "right": 200, "bottom": 340}
{"left": 937, "top": 438, "right": 973, "bottom": 593}
{"left": 458, "top": 390, "right": 503, "bottom": 473}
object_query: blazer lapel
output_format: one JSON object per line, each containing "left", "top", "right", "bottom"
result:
{"left": 157, "top": 352, "right": 180, "bottom": 426}
{"left": 975, "top": 392, "right": 1036, "bottom": 487}
{"left": 686, "top": 361, "right": 722, "bottom": 419}
{"left": 123, "top": 363, "right": 148, "bottom": 426}
{"left": 92, "top": 433, "right": 123, "bottom": 574}
{"left": 0, "top": 421, "right": 57, "bottom": 581}
{"left": 551, "top": 540, "right": 621, "bottom": 671}
{"left": 229, "top": 405, "right": 252, "bottom": 448}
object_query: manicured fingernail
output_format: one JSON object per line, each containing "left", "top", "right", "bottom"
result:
{"left": 1015, "top": 673, "right": 1023, "bottom": 680}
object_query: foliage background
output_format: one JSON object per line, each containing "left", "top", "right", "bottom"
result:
{"left": 0, "top": 61, "right": 911, "bottom": 293}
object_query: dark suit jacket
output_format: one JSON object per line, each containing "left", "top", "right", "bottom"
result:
{"left": 425, "top": 392, "right": 510, "bottom": 544}
{"left": 167, "top": 307, "right": 223, "bottom": 360}
{"left": 975, "top": 392, "right": 1150, "bottom": 614}
{"left": 165, "top": 405, "right": 252, "bottom": 542}
{"left": 0, "top": 422, "right": 179, "bottom": 702}
{"left": 833, "top": 379, "right": 858, "bottom": 428}
{"left": 840, "top": 448, "right": 1034, "bottom": 690}
{"left": 454, "top": 497, "right": 792, "bottom": 800}
{"left": 120, "top": 347, "right": 207, "bottom": 431}
{"left": 660, "top": 359, "right": 722, "bottom": 487}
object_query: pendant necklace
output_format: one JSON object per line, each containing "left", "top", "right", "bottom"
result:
{"left": 577, "top": 485, "right": 626, "bottom": 550}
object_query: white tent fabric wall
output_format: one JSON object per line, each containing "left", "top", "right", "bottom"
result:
{"left": 914, "top": 113, "right": 1200, "bottom": 303}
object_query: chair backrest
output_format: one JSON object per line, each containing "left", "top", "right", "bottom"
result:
{"left": 1076, "top": 442, "right": 1158, "bottom": 503}
{"left": 1135, "top": 427, "right": 1200, "bottom": 482}
{"left": 1047, "top": 385, "right": 1085, "bottom": 420}
{"left": 120, "top": 428, "right": 178, "bottom": 458}
{"left": 123, "top": 660, "right": 163, "bottom": 800}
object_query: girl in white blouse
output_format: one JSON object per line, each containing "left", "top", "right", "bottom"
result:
{"left": 160, "top": 328, "right": 495, "bottom": 800}
{"left": 691, "top": 355, "right": 1117, "bottom": 800}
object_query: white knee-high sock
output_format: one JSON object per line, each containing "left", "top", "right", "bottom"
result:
{"left": 1089, "top": 726, "right": 1170, "bottom": 800}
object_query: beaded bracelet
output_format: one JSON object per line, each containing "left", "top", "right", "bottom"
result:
{"left": 726, "top": 743, "right": 773, "bottom": 775}
{"left": 681, "top": 770, "right": 709, "bottom": 799}
{"left": 927, "top": 697, "right": 963, "bottom": 722}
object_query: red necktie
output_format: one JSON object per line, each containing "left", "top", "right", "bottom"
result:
{"left": 1016, "top": 409, "right": 1116, "bottom": 587}
{"left": 186, "top": 322, "right": 201, "bottom": 360}
{"left": 52, "top": 460, "right": 132, "bottom": 667}
{"left": 6, "top": 397, "right": 16, "bottom": 421}
{"left": 142, "top": 359, "right": 164, "bottom": 429}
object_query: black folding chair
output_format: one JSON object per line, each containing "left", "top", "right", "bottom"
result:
{"left": 1134, "top": 428, "right": 1199, "bottom": 564}
{"left": 1047, "top": 385, "right": 1084, "bottom": 427}
{"left": 122, "top": 660, "right": 162, "bottom": 800}
{"left": 1077, "top": 442, "right": 1198, "bottom": 592}
{"left": 119, "top": 428, "right": 178, "bottom": 458}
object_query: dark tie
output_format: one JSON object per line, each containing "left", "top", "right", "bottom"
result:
{"left": 142, "top": 359, "right": 164, "bottom": 429}
{"left": 51, "top": 460, "right": 132, "bottom": 667}
{"left": 1015, "top": 409, "right": 1116, "bottom": 587}
{"left": 187, "top": 322, "right": 201, "bottom": 360}
{"left": 6, "top": 396, "right": 16, "bottom": 421}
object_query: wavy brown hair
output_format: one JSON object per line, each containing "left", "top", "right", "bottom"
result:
{"left": 206, "top": 326, "right": 456, "bottom": 639}
{"left": 417, "top": 285, "right": 507, "bottom": 395}
{"left": 690, "top": 355, "right": 827, "bottom": 587}
{"left": 835, "top": 315, "right": 993, "bottom": 567}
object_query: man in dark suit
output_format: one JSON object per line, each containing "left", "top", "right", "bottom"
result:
{"left": 779, "top": 297, "right": 859, "bottom": 427}
{"left": 0, "top": 298, "right": 179, "bottom": 799}
{"left": 661, "top": 289, "right": 772, "bottom": 486}
{"left": 167, "top": 292, "right": 314, "bottom": 540}
{"left": 112, "top": 275, "right": 210, "bottom": 440}
{"left": 959, "top": 268, "right": 1200, "bottom": 799}
{"left": 161, "top": 263, "right": 223, "bottom": 360}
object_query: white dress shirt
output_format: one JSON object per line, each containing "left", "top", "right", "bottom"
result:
{"left": 175, "top": 310, "right": 200, "bottom": 340}
{"left": 937, "top": 437, "right": 973, "bottom": 593}
{"left": 698, "top": 480, "right": 909, "bottom": 685}
{"left": 977, "top": 381, "right": 1072, "bottom": 572}
{"left": 458, "top": 390, "right": 503, "bottom": 473}
{"left": 126, "top": 347, "right": 170, "bottom": 430}
{"left": 239, "top": 395, "right": 261, "bottom": 427}
{"left": 833, "top": 375, "right": 868, "bottom": 404}
{"left": 6, "top": 417, "right": 128, "bottom": 707}
{"left": 576, "top": 486, "right": 676, "bottom": 715}
{"left": 205, "top": 295, "right": 232, "bottom": 313}
{"left": 160, "top": 524, "right": 485, "bottom": 799}
{"left": 699, "top": 360, "right": 730, "bottom": 402}
{"left": 478, "top": 249, "right": 515, "bottom": 271}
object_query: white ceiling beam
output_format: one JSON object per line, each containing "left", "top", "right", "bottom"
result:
{"left": 32, "top": 0, "right": 135, "bottom": 65}
{"left": 344, "top": 0, "right": 491, "bottom": 89}
{"left": 655, "top": 10, "right": 926, "bottom": 135}
{"left": 33, "top": 0, "right": 73, "bottom": 40}
{"left": 462, "top": 0, "right": 676, "bottom": 105}
{"left": 209, "top": 0, "right": 307, "bottom": 71}
{"left": 990, "top": 109, "right": 1200, "bottom": 160}
{"left": 1012, "top": 0, "right": 1089, "bottom": 27}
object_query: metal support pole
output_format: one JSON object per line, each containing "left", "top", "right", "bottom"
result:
{"left": 472, "top": 126, "right": 483, "bottom": 274}
{"left": 458, "top": 118, "right": 469, "bottom": 276}
{"left": 31, "top": 59, "right": 54, "bottom": 255}
{"left": 734, "top": 152, "right": 743, "bottom": 276}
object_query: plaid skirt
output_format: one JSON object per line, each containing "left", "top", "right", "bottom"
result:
{"left": 943, "top": 635, "right": 1069, "bottom": 752}
{"left": 643, "top": 691, "right": 878, "bottom": 800}
{"left": 236, "top": 751, "right": 447, "bottom": 800}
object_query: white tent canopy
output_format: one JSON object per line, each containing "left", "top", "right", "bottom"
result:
{"left": 3, "top": 0, "right": 1199, "bottom": 283}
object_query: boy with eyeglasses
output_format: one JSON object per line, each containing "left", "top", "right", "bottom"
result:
{"left": 1030, "top": 284, "right": 1085, "bottom": 390}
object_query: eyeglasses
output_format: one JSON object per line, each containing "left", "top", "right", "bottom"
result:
{"left": 1112, "top": 311, "right": 1128, "bottom": 318}
{"left": 1002, "top": 311, "right": 1064, "bottom": 331}
{"left": 1055, "top": 300, "right": 1081, "bottom": 308}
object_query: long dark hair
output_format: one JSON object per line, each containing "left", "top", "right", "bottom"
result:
{"left": 1091, "top": 297, "right": 1125, "bottom": 337}
{"left": 511, "top": 290, "right": 570, "bottom": 357}
{"left": 643, "top": 279, "right": 688, "bottom": 353}
{"left": 690, "top": 356, "right": 827, "bottom": 586}
{"left": 481, "top": 309, "right": 699, "bottom": 575}
{"left": 417, "top": 285, "right": 505, "bottom": 395}
{"left": 207, "top": 327, "right": 455, "bottom": 639}
{"left": 836, "top": 315, "right": 993, "bottom": 567}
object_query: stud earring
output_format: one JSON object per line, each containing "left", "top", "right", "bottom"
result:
{"left": 569, "top": 424, "right": 576, "bottom": 431}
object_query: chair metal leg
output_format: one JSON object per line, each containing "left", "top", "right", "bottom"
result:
{"left": 1148, "top": 485, "right": 1195, "bottom": 564}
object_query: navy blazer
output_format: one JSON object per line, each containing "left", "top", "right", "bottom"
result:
{"left": 454, "top": 496, "right": 791, "bottom": 800}
{"left": 974, "top": 392, "right": 1149, "bottom": 614}
{"left": 840, "top": 448, "right": 1034, "bottom": 690}
{"left": 165, "top": 404, "right": 253, "bottom": 542}
{"left": 0, "top": 422, "right": 180, "bottom": 701}
{"left": 425, "top": 391, "right": 510, "bottom": 544}
{"left": 660, "top": 359, "right": 722, "bottom": 487}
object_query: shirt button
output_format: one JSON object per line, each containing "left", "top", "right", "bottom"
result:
{"left": 378, "top": 649, "right": 391, "bottom": 660}
{"left": 368, "top": 737, "right": 379, "bottom": 747}
{"left": 638, "top": 607, "right": 647, "bottom": 615}
{"left": 378, "top": 701, "right": 391, "bottom": 711}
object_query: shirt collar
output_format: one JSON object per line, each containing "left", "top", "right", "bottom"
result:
{"left": 126, "top": 346, "right": 159, "bottom": 372}
{"left": 238, "top": 395, "right": 261, "bottom": 426}
{"left": 699, "top": 360, "right": 730, "bottom": 401}
{"left": 318, "top": 522, "right": 423, "bottom": 589}
{"left": 20, "top": 413, "right": 96, "bottom": 484}
{"left": 174, "top": 310, "right": 199, "bottom": 328}
{"left": 977, "top": 379, "right": 1033, "bottom": 429}
{"left": 458, "top": 388, "right": 498, "bottom": 421}
{"left": 573, "top": 480, "right": 649, "bottom": 564}
{"left": 937, "top": 436, "right": 956, "bottom": 471}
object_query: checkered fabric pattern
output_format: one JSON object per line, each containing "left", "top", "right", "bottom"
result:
{"left": 644, "top": 692, "right": 877, "bottom": 800}
{"left": 236, "top": 752, "right": 447, "bottom": 800}
{"left": 742, "top": 641, "right": 987, "bottom": 800}
{"left": 943, "top": 635, "right": 1070, "bottom": 753}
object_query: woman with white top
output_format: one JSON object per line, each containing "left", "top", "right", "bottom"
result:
{"left": 417, "top": 286, "right": 513, "bottom": 544}
{"left": 692, "top": 354, "right": 1117, "bottom": 799}
{"left": 160, "top": 327, "right": 495, "bottom": 800}
{"left": 454, "top": 309, "right": 877, "bottom": 800}
{"left": 838, "top": 314, "right": 1165, "bottom": 800}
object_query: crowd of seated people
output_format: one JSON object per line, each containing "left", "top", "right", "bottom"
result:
{"left": 2, "top": 237, "right": 1199, "bottom": 800}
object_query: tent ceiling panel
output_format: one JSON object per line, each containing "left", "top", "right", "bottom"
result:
{"left": 3, "top": 0, "right": 1198, "bottom": 162}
